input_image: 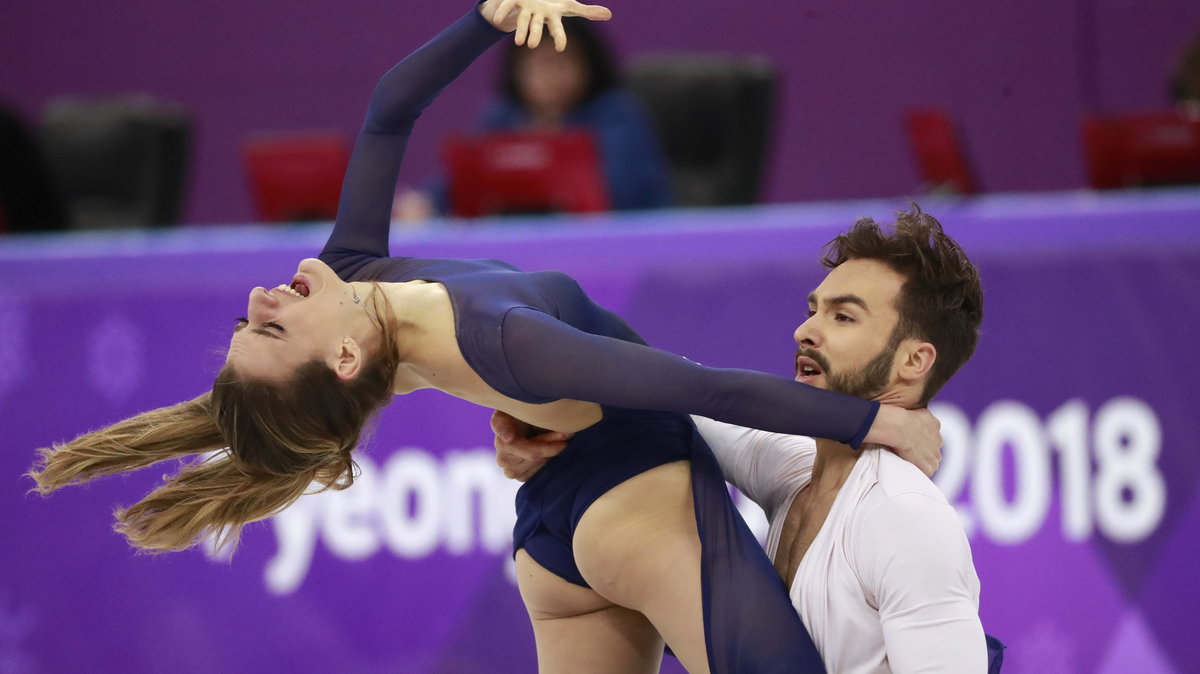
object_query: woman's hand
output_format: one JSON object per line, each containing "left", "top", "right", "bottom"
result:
{"left": 864, "top": 405, "right": 943, "bottom": 477}
{"left": 479, "top": 0, "right": 612, "bottom": 51}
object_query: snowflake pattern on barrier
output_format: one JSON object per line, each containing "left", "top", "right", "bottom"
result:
{"left": 0, "top": 297, "right": 31, "bottom": 401}
{"left": 88, "top": 314, "right": 145, "bottom": 404}
{"left": 0, "top": 588, "right": 39, "bottom": 674}
{"left": 1013, "top": 618, "right": 1079, "bottom": 673}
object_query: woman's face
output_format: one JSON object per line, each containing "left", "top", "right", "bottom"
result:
{"left": 514, "top": 42, "right": 589, "bottom": 123}
{"left": 225, "top": 258, "right": 368, "bottom": 382}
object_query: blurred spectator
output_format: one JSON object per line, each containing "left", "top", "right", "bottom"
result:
{"left": 1172, "top": 31, "right": 1200, "bottom": 120}
{"left": 395, "top": 18, "right": 673, "bottom": 220}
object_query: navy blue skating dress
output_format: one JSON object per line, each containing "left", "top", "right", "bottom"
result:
{"left": 319, "top": 9, "right": 880, "bottom": 672}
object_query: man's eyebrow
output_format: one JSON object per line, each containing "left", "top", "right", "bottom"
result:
{"left": 808, "top": 292, "right": 871, "bottom": 311}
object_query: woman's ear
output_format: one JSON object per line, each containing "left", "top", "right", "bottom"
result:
{"left": 333, "top": 337, "right": 363, "bottom": 381}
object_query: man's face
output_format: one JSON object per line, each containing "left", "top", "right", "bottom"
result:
{"left": 793, "top": 258, "right": 906, "bottom": 400}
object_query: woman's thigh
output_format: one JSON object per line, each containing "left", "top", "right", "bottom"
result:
{"left": 515, "top": 549, "right": 664, "bottom": 673}
{"left": 572, "top": 460, "right": 710, "bottom": 674}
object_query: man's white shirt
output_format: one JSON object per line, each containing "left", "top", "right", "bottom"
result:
{"left": 693, "top": 416, "right": 988, "bottom": 673}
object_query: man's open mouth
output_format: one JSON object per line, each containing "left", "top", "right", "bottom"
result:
{"left": 795, "top": 355, "right": 826, "bottom": 382}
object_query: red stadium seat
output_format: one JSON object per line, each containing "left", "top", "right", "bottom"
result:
{"left": 443, "top": 130, "right": 609, "bottom": 218}
{"left": 1082, "top": 111, "right": 1200, "bottom": 189}
{"left": 242, "top": 132, "right": 350, "bottom": 222}
{"left": 904, "top": 107, "right": 978, "bottom": 196}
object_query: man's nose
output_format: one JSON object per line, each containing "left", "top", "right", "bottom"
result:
{"left": 793, "top": 316, "right": 819, "bottom": 347}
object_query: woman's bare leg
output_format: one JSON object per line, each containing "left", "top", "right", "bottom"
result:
{"left": 573, "top": 460, "right": 711, "bottom": 674}
{"left": 515, "top": 550, "right": 664, "bottom": 673}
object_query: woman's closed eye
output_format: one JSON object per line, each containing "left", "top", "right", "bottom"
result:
{"left": 232, "top": 318, "right": 286, "bottom": 337}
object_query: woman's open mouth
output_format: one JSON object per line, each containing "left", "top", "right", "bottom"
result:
{"left": 274, "top": 276, "right": 311, "bottom": 298}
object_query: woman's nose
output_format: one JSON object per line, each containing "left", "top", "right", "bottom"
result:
{"left": 247, "top": 287, "right": 279, "bottom": 322}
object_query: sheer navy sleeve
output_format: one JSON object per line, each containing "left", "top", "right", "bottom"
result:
{"left": 500, "top": 308, "right": 880, "bottom": 448}
{"left": 320, "top": 9, "right": 504, "bottom": 270}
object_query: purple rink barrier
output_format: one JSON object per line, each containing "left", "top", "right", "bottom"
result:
{"left": 3, "top": 189, "right": 1200, "bottom": 673}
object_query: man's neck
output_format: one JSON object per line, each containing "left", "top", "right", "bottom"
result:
{"left": 808, "top": 438, "right": 862, "bottom": 495}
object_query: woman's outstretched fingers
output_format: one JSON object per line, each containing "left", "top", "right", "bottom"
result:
{"left": 547, "top": 18, "right": 568, "bottom": 51}
{"left": 568, "top": 0, "right": 612, "bottom": 21}
{"left": 492, "top": 0, "right": 519, "bottom": 28}
{"left": 515, "top": 6, "right": 533, "bottom": 45}
{"left": 527, "top": 13, "right": 545, "bottom": 48}
{"left": 486, "top": 0, "right": 612, "bottom": 50}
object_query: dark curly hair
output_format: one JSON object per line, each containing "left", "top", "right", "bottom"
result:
{"left": 820, "top": 206, "right": 983, "bottom": 406}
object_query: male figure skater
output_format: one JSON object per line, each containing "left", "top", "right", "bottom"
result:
{"left": 494, "top": 207, "right": 996, "bottom": 672}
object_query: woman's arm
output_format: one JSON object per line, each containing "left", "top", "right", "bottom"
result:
{"left": 320, "top": 0, "right": 611, "bottom": 269}
{"left": 320, "top": 8, "right": 507, "bottom": 266}
{"left": 499, "top": 307, "right": 940, "bottom": 455}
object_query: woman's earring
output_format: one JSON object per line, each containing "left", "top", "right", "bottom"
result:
{"left": 343, "top": 337, "right": 351, "bottom": 344}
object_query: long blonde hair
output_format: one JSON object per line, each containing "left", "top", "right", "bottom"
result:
{"left": 27, "top": 285, "right": 400, "bottom": 554}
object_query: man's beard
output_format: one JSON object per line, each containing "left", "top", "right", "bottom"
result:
{"left": 802, "top": 328, "right": 901, "bottom": 400}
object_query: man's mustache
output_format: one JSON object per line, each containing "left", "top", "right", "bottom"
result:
{"left": 795, "top": 348, "right": 832, "bottom": 375}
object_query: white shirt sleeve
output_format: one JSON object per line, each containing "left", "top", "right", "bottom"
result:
{"left": 853, "top": 492, "right": 988, "bottom": 673}
{"left": 691, "top": 415, "right": 816, "bottom": 519}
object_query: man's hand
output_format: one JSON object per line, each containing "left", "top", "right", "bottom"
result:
{"left": 867, "top": 405, "right": 943, "bottom": 477}
{"left": 490, "top": 410, "right": 572, "bottom": 481}
{"left": 479, "top": 0, "right": 612, "bottom": 51}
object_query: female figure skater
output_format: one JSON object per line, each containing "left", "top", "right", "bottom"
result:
{"left": 29, "top": 1, "right": 941, "bottom": 671}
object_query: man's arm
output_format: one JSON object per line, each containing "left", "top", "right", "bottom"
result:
{"left": 856, "top": 493, "right": 988, "bottom": 673}
{"left": 690, "top": 416, "right": 815, "bottom": 517}
{"left": 490, "top": 411, "right": 816, "bottom": 521}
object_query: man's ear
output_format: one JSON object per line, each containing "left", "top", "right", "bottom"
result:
{"left": 898, "top": 339, "right": 937, "bottom": 382}
{"left": 333, "top": 337, "right": 363, "bottom": 382}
